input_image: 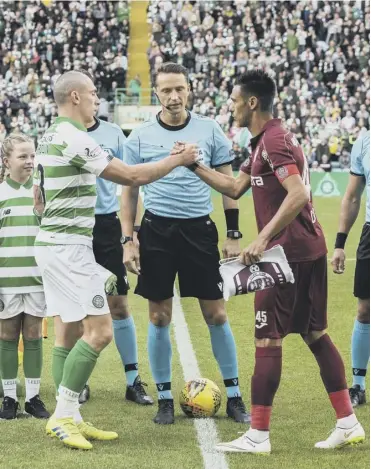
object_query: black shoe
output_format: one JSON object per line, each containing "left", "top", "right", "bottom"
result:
{"left": 24, "top": 395, "right": 50, "bottom": 419}
{"left": 126, "top": 376, "right": 154, "bottom": 405}
{"left": 349, "top": 385, "right": 366, "bottom": 408}
{"left": 0, "top": 397, "right": 20, "bottom": 420}
{"left": 226, "top": 396, "right": 251, "bottom": 423}
{"left": 78, "top": 384, "right": 90, "bottom": 404}
{"left": 153, "top": 399, "right": 174, "bottom": 425}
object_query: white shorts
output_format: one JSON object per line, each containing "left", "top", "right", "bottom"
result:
{"left": 0, "top": 292, "right": 47, "bottom": 319}
{"left": 34, "top": 244, "right": 111, "bottom": 323}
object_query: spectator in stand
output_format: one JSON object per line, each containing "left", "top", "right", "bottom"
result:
{"left": 0, "top": 0, "right": 129, "bottom": 145}
{"left": 128, "top": 74, "right": 142, "bottom": 103}
{"left": 320, "top": 154, "right": 333, "bottom": 172}
{"left": 311, "top": 160, "right": 325, "bottom": 172}
{"left": 147, "top": 0, "right": 369, "bottom": 169}
{"left": 1, "top": 0, "right": 369, "bottom": 173}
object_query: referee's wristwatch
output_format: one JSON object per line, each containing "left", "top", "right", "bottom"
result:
{"left": 120, "top": 236, "right": 133, "bottom": 245}
{"left": 227, "top": 230, "right": 243, "bottom": 240}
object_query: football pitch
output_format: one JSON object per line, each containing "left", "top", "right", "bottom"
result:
{"left": 1, "top": 195, "right": 369, "bottom": 469}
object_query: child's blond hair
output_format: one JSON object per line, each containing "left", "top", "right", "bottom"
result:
{"left": 0, "top": 133, "right": 34, "bottom": 183}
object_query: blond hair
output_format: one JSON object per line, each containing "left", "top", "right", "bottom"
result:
{"left": 0, "top": 133, "right": 34, "bottom": 183}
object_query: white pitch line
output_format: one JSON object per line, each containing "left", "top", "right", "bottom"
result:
{"left": 172, "top": 289, "right": 229, "bottom": 469}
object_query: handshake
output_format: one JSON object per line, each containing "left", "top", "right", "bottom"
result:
{"left": 170, "top": 141, "right": 201, "bottom": 169}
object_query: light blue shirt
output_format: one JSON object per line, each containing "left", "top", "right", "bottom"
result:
{"left": 88, "top": 119, "right": 126, "bottom": 215}
{"left": 124, "top": 112, "right": 233, "bottom": 218}
{"left": 350, "top": 130, "right": 370, "bottom": 223}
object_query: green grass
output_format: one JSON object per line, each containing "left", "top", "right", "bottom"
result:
{"left": 2, "top": 196, "right": 369, "bottom": 469}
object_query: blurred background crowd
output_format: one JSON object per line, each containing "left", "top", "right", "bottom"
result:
{"left": 148, "top": 0, "right": 370, "bottom": 170}
{"left": 0, "top": 1, "right": 129, "bottom": 140}
{"left": 0, "top": 0, "right": 369, "bottom": 172}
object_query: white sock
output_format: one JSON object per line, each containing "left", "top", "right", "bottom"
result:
{"left": 2, "top": 379, "right": 17, "bottom": 401}
{"left": 25, "top": 378, "right": 40, "bottom": 402}
{"left": 74, "top": 404, "right": 83, "bottom": 424}
{"left": 337, "top": 413, "right": 358, "bottom": 429}
{"left": 54, "top": 394, "right": 83, "bottom": 423}
{"left": 246, "top": 428, "right": 270, "bottom": 443}
{"left": 54, "top": 386, "right": 79, "bottom": 419}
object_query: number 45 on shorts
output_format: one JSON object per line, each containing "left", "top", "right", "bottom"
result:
{"left": 255, "top": 310, "right": 268, "bottom": 329}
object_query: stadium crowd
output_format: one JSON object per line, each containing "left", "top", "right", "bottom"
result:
{"left": 148, "top": 0, "right": 370, "bottom": 169}
{"left": 0, "top": 0, "right": 369, "bottom": 171}
{"left": 0, "top": 1, "right": 129, "bottom": 141}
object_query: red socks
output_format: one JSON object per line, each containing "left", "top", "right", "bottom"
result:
{"left": 251, "top": 346, "right": 282, "bottom": 430}
{"left": 251, "top": 334, "right": 353, "bottom": 431}
{"left": 309, "top": 334, "right": 353, "bottom": 419}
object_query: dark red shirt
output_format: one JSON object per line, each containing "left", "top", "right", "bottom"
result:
{"left": 240, "top": 119, "right": 327, "bottom": 262}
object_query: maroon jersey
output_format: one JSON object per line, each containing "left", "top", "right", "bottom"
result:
{"left": 240, "top": 119, "right": 327, "bottom": 262}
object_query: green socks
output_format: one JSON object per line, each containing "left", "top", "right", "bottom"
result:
{"left": 52, "top": 346, "right": 71, "bottom": 392}
{"left": 60, "top": 340, "right": 99, "bottom": 394}
{"left": 0, "top": 339, "right": 18, "bottom": 379}
{"left": 0, "top": 339, "right": 18, "bottom": 400}
{"left": 23, "top": 338, "right": 43, "bottom": 378}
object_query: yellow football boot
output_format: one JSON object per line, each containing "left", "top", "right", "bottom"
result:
{"left": 46, "top": 416, "right": 92, "bottom": 450}
{"left": 77, "top": 421, "right": 118, "bottom": 441}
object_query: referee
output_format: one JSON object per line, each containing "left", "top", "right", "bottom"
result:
{"left": 78, "top": 114, "right": 153, "bottom": 406}
{"left": 332, "top": 130, "right": 370, "bottom": 408}
{"left": 122, "top": 63, "right": 249, "bottom": 425}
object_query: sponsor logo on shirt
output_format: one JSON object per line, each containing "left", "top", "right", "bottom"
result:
{"left": 251, "top": 176, "right": 264, "bottom": 186}
{"left": 0, "top": 208, "right": 11, "bottom": 217}
{"left": 85, "top": 146, "right": 105, "bottom": 159}
{"left": 101, "top": 146, "right": 114, "bottom": 162}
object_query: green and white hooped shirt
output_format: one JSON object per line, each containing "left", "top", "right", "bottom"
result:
{"left": 34, "top": 117, "right": 112, "bottom": 247}
{"left": 0, "top": 176, "right": 43, "bottom": 294}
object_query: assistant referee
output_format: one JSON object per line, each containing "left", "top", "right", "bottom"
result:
{"left": 83, "top": 115, "right": 154, "bottom": 405}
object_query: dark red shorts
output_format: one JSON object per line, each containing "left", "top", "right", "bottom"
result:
{"left": 254, "top": 255, "right": 328, "bottom": 339}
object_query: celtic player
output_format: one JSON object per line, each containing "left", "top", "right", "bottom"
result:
{"left": 33, "top": 71, "right": 198, "bottom": 450}
{"left": 0, "top": 134, "right": 50, "bottom": 420}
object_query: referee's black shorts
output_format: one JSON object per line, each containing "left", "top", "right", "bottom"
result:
{"left": 354, "top": 222, "right": 370, "bottom": 300}
{"left": 135, "top": 210, "right": 223, "bottom": 301}
{"left": 93, "top": 212, "right": 129, "bottom": 296}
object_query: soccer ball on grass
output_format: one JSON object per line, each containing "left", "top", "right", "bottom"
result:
{"left": 179, "top": 378, "right": 221, "bottom": 418}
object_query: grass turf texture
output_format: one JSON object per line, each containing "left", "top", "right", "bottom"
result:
{"left": 1, "top": 196, "right": 369, "bottom": 469}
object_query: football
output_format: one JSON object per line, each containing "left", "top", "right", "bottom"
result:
{"left": 179, "top": 378, "right": 221, "bottom": 418}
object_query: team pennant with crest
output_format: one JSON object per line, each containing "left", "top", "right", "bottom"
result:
{"left": 219, "top": 245, "right": 295, "bottom": 301}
